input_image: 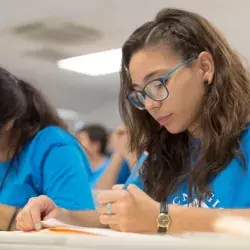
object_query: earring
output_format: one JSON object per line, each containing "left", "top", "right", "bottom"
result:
{"left": 204, "top": 80, "right": 209, "bottom": 85}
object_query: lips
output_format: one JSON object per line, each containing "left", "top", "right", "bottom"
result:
{"left": 156, "top": 114, "right": 172, "bottom": 125}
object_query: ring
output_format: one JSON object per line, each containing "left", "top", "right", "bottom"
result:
{"left": 105, "top": 202, "right": 112, "bottom": 215}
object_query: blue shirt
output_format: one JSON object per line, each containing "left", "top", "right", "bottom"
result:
{"left": 132, "top": 125, "right": 250, "bottom": 209}
{"left": 0, "top": 126, "right": 95, "bottom": 210}
{"left": 89, "top": 157, "right": 111, "bottom": 187}
{"left": 89, "top": 157, "right": 130, "bottom": 188}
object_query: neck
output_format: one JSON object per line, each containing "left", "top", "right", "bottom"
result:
{"left": 89, "top": 153, "right": 106, "bottom": 169}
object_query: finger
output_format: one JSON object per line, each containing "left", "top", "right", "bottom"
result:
{"left": 97, "top": 190, "right": 129, "bottom": 204}
{"left": 97, "top": 202, "right": 119, "bottom": 215}
{"left": 109, "top": 224, "right": 120, "bottom": 231}
{"left": 29, "top": 208, "right": 42, "bottom": 231}
{"left": 18, "top": 196, "right": 46, "bottom": 231}
{"left": 16, "top": 222, "right": 26, "bottom": 232}
{"left": 16, "top": 208, "right": 34, "bottom": 231}
{"left": 26, "top": 197, "right": 43, "bottom": 230}
{"left": 99, "top": 214, "right": 119, "bottom": 225}
{"left": 127, "top": 184, "right": 146, "bottom": 197}
{"left": 112, "top": 185, "right": 124, "bottom": 190}
{"left": 16, "top": 211, "right": 33, "bottom": 232}
{"left": 30, "top": 195, "right": 56, "bottom": 229}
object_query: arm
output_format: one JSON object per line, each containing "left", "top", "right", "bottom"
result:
{"left": 16, "top": 196, "right": 103, "bottom": 231}
{"left": 95, "top": 151, "right": 137, "bottom": 189}
{"left": 0, "top": 204, "right": 19, "bottom": 231}
{"left": 168, "top": 205, "right": 250, "bottom": 233}
{"left": 95, "top": 153, "right": 123, "bottom": 189}
{"left": 97, "top": 185, "right": 250, "bottom": 234}
{"left": 66, "top": 210, "right": 104, "bottom": 228}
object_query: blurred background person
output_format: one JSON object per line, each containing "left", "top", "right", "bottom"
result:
{"left": 95, "top": 125, "right": 137, "bottom": 189}
{"left": 76, "top": 124, "right": 110, "bottom": 187}
{"left": 76, "top": 124, "right": 135, "bottom": 189}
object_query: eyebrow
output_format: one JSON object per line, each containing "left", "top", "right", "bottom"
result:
{"left": 132, "top": 69, "right": 170, "bottom": 88}
{"left": 143, "top": 70, "right": 160, "bottom": 82}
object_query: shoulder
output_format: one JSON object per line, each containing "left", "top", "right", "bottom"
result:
{"left": 22, "top": 126, "right": 85, "bottom": 163}
{"left": 32, "top": 126, "right": 78, "bottom": 146}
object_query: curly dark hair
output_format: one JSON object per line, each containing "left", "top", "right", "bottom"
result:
{"left": 119, "top": 8, "right": 250, "bottom": 202}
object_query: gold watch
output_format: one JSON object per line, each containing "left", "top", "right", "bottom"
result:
{"left": 157, "top": 201, "right": 171, "bottom": 233}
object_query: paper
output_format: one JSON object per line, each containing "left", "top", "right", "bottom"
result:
{"left": 40, "top": 218, "right": 165, "bottom": 237}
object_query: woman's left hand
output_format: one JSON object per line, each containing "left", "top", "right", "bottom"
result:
{"left": 97, "top": 185, "right": 159, "bottom": 233}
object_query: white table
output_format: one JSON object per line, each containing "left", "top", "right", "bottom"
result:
{"left": 0, "top": 231, "right": 249, "bottom": 250}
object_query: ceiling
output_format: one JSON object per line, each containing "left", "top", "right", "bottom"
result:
{"left": 0, "top": 0, "right": 249, "bottom": 130}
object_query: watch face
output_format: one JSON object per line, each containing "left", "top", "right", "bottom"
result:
{"left": 158, "top": 213, "right": 170, "bottom": 227}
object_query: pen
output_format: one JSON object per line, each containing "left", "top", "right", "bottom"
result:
{"left": 123, "top": 151, "right": 149, "bottom": 189}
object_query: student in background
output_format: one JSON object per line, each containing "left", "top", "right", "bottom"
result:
{"left": 76, "top": 124, "right": 133, "bottom": 189}
{"left": 96, "top": 125, "right": 135, "bottom": 189}
{"left": 0, "top": 67, "right": 96, "bottom": 231}
{"left": 76, "top": 124, "right": 110, "bottom": 187}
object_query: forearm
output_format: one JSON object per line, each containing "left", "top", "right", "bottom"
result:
{"left": 0, "top": 204, "right": 19, "bottom": 231}
{"left": 169, "top": 205, "right": 250, "bottom": 233}
{"left": 66, "top": 210, "right": 104, "bottom": 228}
{"left": 95, "top": 153, "right": 123, "bottom": 189}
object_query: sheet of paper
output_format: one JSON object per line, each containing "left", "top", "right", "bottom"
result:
{"left": 40, "top": 218, "right": 171, "bottom": 238}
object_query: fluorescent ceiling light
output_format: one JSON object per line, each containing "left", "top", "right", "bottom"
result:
{"left": 57, "top": 48, "right": 122, "bottom": 76}
{"left": 57, "top": 108, "right": 79, "bottom": 120}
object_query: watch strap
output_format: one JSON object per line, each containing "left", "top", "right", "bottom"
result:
{"left": 160, "top": 201, "right": 168, "bottom": 214}
{"left": 157, "top": 201, "right": 169, "bottom": 233}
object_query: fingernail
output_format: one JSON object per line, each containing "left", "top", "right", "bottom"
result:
{"left": 34, "top": 223, "right": 41, "bottom": 231}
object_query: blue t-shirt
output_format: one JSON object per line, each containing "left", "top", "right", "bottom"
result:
{"left": 89, "top": 157, "right": 130, "bottom": 188}
{"left": 132, "top": 125, "right": 250, "bottom": 209}
{"left": 89, "top": 157, "right": 111, "bottom": 187}
{"left": 0, "top": 126, "right": 95, "bottom": 210}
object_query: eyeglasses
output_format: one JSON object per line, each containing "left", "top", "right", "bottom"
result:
{"left": 126, "top": 56, "right": 197, "bottom": 110}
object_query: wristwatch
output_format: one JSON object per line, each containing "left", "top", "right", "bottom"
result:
{"left": 156, "top": 201, "right": 171, "bottom": 233}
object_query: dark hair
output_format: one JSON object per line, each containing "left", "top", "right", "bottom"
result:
{"left": 120, "top": 8, "right": 250, "bottom": 202}
{"left": 78, "top": 124, "right": 108, "bottom": 155}
{"left": 0, "top": 67, "right": 67, "bottom": 165}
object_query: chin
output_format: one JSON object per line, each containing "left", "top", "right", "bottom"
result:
{"left": 163, "top": 123, "right": 187, "bottom": 134}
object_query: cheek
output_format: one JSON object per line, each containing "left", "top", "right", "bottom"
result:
{"left": 166, "top": 74, "right": 205, "bottom": 118}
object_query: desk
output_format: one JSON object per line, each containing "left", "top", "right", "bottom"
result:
{"left": 0, "top": 231, "right": 249, "bottom": 250}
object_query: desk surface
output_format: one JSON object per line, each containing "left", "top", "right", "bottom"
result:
{"left": 0, "top": 231, "right": 249, "bottom": 250}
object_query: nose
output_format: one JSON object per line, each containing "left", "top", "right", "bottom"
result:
{"left": 144, "top": 95, "right": 160, "bottom": 111}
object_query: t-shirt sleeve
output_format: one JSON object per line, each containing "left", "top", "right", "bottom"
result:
{"left": 41, "top": 144, "right": 95, "bottom": 210}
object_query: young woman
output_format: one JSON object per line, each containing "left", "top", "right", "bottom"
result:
{"left": 0, "top": 67, "right": 96, "bottom": 231}
{"left": 17, "top": 8, "right": 250, "bottom": 234}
